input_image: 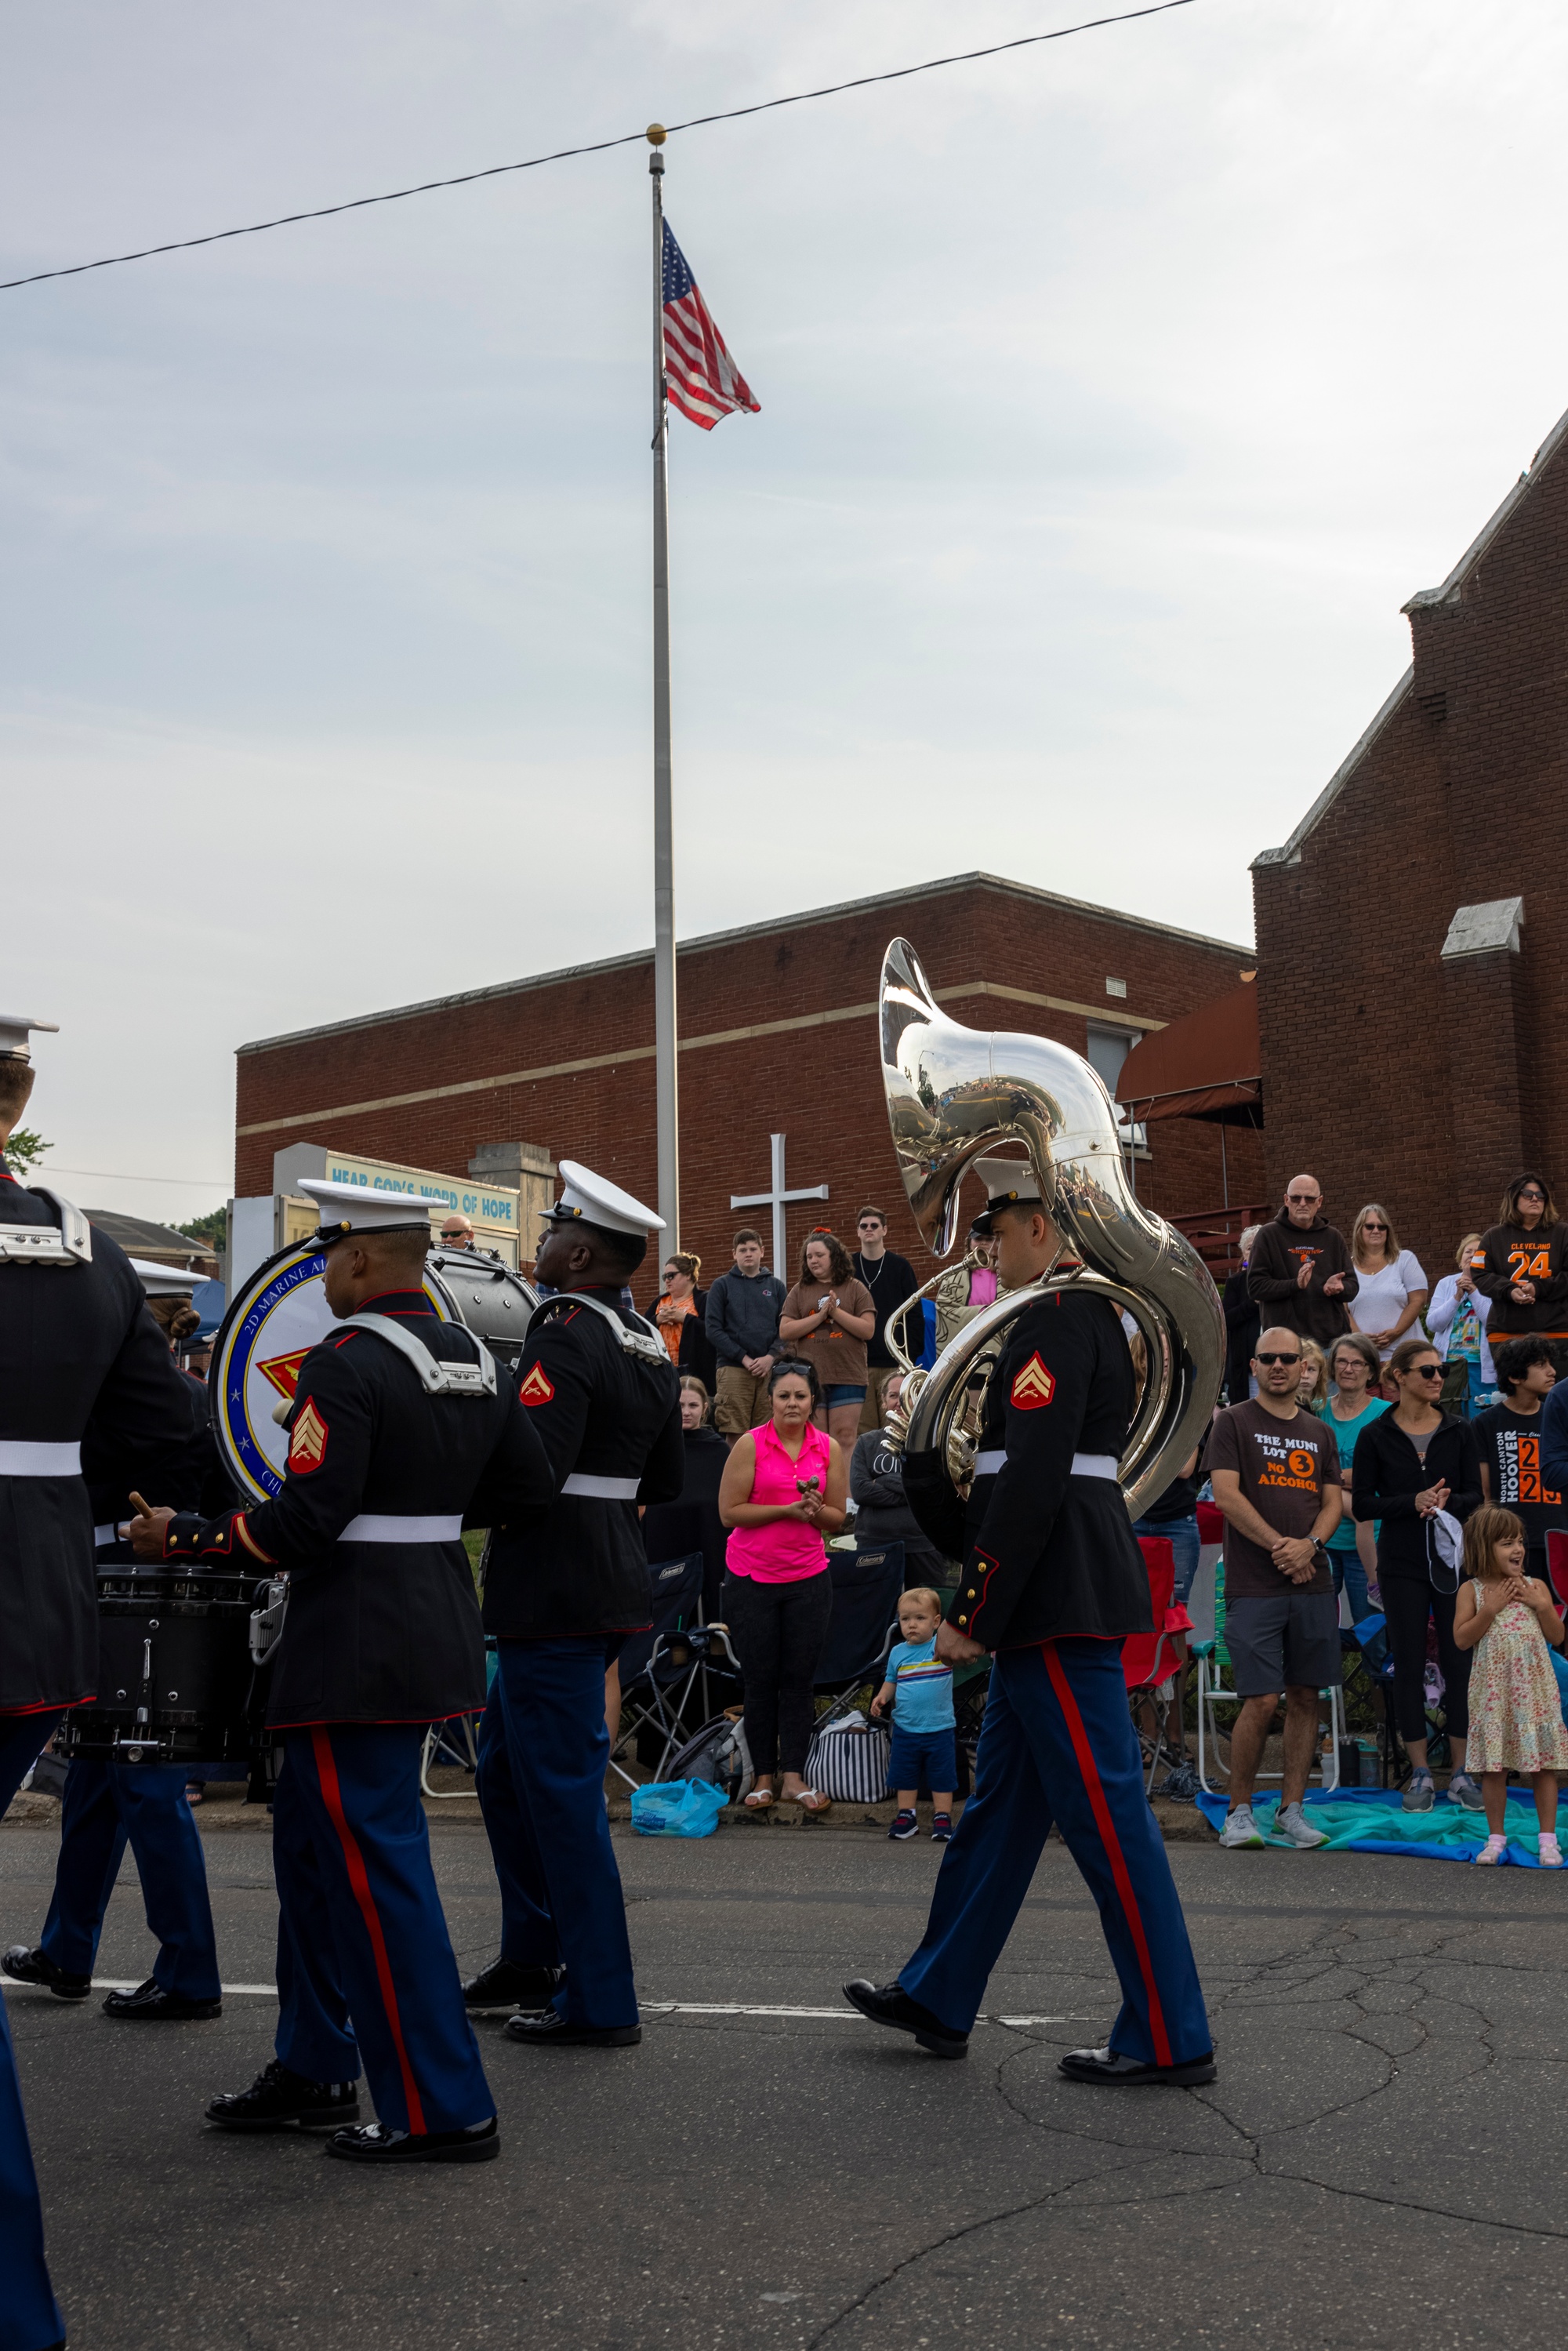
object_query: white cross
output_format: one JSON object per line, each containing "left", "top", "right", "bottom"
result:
{"left": 730, "top": 1134, "right": 829, "bottom": 1280}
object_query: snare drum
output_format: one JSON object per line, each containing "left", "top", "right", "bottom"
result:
{"left": 56, "top": 1563, "right": 263, "bottom": 1768}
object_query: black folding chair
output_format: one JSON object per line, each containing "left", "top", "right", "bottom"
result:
{"left": 808, "top": 1542, "right": 907, "bottom": 1731}
{"left": 609, "top": 1553, "right": 725, "bottom": 1788}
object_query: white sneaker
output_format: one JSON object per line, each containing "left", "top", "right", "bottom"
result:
{"left": 1220, "top": 1805, "right": 1264, "bottom": 1848}
{"left": 1275, "top": 1801, "right": 1328, "bottom": 1849}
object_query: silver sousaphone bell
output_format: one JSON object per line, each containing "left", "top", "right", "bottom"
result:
{"left": 877, "top": 937, "right": 1224, "bottom": 1517}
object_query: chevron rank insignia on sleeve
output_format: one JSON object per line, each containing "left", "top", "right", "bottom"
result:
{"left": 517, "top": 1362, "right": 555, "bottom": 1408}
{"left": 287, "top": 1399, "right": 329, "bottom": 1473}
{"left": 1010, "top": 1354, "right": 1056, "bottom": 1410}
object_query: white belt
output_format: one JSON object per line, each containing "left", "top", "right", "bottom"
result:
{"left": 0, "top": 1441, "right": 82, "bottom": 1478}
{"left": 561, "top": 1473, "right": 640, "bottom": 1501}
{"left": 339, "top": 1513, "right": 463, "bottom": 1544}
{"left": 972, "top": 1450, "right": 1120, "bottom": 1481}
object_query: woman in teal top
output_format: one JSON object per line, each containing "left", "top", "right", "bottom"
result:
{"left": 1324, "top": 1334, "right": 1389, "bottom": 1648}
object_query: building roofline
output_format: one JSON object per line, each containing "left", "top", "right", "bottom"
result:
{"left": 1252, "top": 395, "right": 1568, "bottom": 874}
{"left": 238, "top": 870, "right": 1254, "bottom": 1058}
{"left": 1403, "top": 401, "right": 1568, "bottom": 612}
{"left": 1250, "top": 667, "right": 1414, "bottom": 872}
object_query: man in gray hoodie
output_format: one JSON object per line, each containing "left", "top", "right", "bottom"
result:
{"left": 705, "top": 1229, "right": 787, "bottom": 1438}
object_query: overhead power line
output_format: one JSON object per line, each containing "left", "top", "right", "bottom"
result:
{"left": 0, "top": 0, "right": 1198, "bottom": 293}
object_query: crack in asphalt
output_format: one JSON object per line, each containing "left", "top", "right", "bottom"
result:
{"left": 802, "top": 1908, "right": 1568, "bottom": 2338}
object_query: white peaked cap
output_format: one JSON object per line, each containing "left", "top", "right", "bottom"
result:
{"left": 0, "top": 1014, "right": 59, "bottom": 1062}
{"left": 299, "top": 1176, "right": 437, "bottom": 1241}
{"left": 547, "top": 1159, "right": 665, "bottom": 1240}
{"left": 131, "top": 1259, "right": 198, "bottom": 1296}
{"left": 974, "top": 1154, "right": 1043, "bottom": 1206}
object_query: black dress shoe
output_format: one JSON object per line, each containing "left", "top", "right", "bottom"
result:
{"left": 1058, "top": 2044, "right": 1217, "bottom": 2087}
{"left": 462, "top": 1957, "right": 565, "bottom": 2012}
{"left": 207, "top": 2058, "right": 361, "bottom": 2132}
{"left": 2, "top": 1943, "right": 91, "bottom": 2000}
{"left": 842, "top": 1979, "right": 968, "bottom": 2060}
{"left": 103, "top": 1977, "right": 222, "bottom": 2022}
{"left": 503, "top": 2009, "right": 640, "bottom": 2048}
{"left": 326, "top": 2116, "right": 499, "bottom": 2165}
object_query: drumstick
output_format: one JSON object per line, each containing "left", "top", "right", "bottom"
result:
{"left": 129, "top": 1491, "right": 152, "bottom": 1517}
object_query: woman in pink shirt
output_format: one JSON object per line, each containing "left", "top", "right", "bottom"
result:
{"left": 718, "top": 1361, "right": 848, "bottom": 1814}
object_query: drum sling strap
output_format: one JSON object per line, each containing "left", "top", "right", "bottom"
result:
{"left": 252, "top": 1312, "right": 499, "bottom": 1663}
{"left": 537, "top": 1289, "right": 669, "bottom": 1368}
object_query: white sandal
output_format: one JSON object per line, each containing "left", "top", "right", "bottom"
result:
{"left": 783, "top": 1786, "right": 833, "bottom": 1815}
{"left": 1539, "top": 1833, "right": 1563, "bottom": 1868}
{"left": 1475, "top": 1833, "right": 1506, "bottom": 1866}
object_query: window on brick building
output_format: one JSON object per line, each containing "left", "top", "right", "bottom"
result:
{"left": 1085, "top": 1024, "right": 1146, "bottom": 1154}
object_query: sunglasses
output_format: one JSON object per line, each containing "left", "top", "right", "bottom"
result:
{"left": 1256, "top": 1351, "right": 1301, "bottom": 1366}
{"left": 1519, "top": 1190, "right": 1545, "bottom": 1203}
{"left": 1407, "top": 1364, "right": 1444, "bottom": 1381}
{"left": 1361, "top": 1220, "right": 1387, "bottom": 1230}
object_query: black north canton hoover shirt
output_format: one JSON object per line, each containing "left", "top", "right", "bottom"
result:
{"left": 1471, "top": 1401, "right": 1567, "bottom": 1553}
{"left": 160, "top": 1289, "right": 554, "bottom": 1727}
{"left": 903, "top": 1287, "right": 1149, "bottom": 1651}
{"left": 483, "top": 1285, "right": 684, "bottom": 1638}
{"left": 0, "top": 1165, "right": 201, "bottom": 1712}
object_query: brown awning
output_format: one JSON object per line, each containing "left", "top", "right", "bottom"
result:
{"left": 1116, "top": 981, "right": 1261, "bottom": 1127}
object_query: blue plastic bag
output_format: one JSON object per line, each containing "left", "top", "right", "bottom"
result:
{"left": 630, "top": 1777, "right": 728, "bottom": 1839}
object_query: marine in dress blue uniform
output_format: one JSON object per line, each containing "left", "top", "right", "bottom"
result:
{"left": 0, "top": 1015, "right": 206, "bottom": 2351}
{"left": 844, "top": 1159, "right": 1214, "bottom": 2084}
{"left": 130, "top": 1179, "right": 555, "bottom": 2164}
{"left": 466, "top": 1161, "right": 682, "bottom": 2048}
{"left": 6, "top": 1263, "right": 226, "bottom": 2022}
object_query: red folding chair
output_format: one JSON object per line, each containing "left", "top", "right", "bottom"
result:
{"left": 1548, "top": 1529, "right": 1568, "bottom": 1617}
{"left": 1125, "top": 1535, "right": 1195, "bottom": 1797}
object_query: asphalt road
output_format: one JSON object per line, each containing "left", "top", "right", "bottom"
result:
{"left": 4, "top": 1811, "right": 1567, "bottom": 2350}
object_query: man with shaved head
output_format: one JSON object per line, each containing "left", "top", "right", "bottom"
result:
{"left": 1246, "top": 1174, "right": 1359, "bottom": 1351}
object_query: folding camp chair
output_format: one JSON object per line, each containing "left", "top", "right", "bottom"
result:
{"left": 814, "top": 1543, "right": 906, "bottom": 1698}
{"left": 1125, "top": 1535, "right": 1194, "bottom": 1797}
{"left": 420, "top": 1639, "right": 496, "bottom": 1799}
{"left": 608, "top": 1552, "right": 714, "bottom": 1788}
{"left": 1195, "top": 1554, "right": 1345, "bottom": 1797}
{"left": 1548, "top": 1529, "right": 1568, "bottom": 1617}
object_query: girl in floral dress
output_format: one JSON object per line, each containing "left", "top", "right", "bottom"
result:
{"left": 1454, "top": 1505, "right": 1568, "bottom": 1865}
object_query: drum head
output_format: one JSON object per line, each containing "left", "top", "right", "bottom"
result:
{"left": 211, "top": 1241, "right": 458, "bottom": 1503}
{"left": 425, "top": 1250, "right": 538, "bottom": 1371}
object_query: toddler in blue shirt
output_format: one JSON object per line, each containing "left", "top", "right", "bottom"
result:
{"left": 871, "top": 1588, "right": 958, "bottom": 1841}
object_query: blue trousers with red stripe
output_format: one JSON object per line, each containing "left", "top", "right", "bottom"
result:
{"left": 40, "top": 1761, "right": 220, "bottom": 2000}
{"left": 270, "top": 1724, "right": 493, "bottom": 2136}
{"left": 474, "top": 1637, "right": 639, "bottom": 2030}
{"left": 900, "top": 1640, "right": 1210, "bottom": 2065}
{"left": 0, "top": 1712, "right": 67, "bottom": 2351}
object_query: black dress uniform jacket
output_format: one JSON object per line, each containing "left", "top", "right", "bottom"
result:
{"left": 904, "top": 1288, "right": 1150, "bottom": 1651}
{"left": 158, "top": 1289, "right": 554, "bottom": 1727}
{"left": 484, "top": 1285, "right": 684, "bottom": 1638}
{"left": 0, "top": 1166, "right": 201, "bottom": 1712}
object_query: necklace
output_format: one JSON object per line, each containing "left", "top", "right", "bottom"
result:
{"left": 858, "top": 1252, "right": 886, "bottom": 1293}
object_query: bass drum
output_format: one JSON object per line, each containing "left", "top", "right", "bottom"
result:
{"left": 211, "top": 1239, "right": 538, "bottom": 1504}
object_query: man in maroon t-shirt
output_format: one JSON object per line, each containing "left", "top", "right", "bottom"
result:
{"left": 1207, "top": 1325, "right": 1344, "bottom": 1850}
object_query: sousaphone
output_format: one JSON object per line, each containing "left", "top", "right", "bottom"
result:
{"left": 878, "top": 938, "right": 1223, "bottom": 1514}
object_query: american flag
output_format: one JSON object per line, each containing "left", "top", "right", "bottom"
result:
{"left": 661, "top": 221, "right": 760, "bottom": 432}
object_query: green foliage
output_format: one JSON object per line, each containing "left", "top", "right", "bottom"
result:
{"left": 5, "top": 1128, "right": 50, "bottom": 1177}
{"left": 176, "top": 1206, "right": 227, "bottom": 1253}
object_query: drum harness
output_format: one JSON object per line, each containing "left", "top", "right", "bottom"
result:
{"left": 0, "top": 1187, "right": 93, "bottom": 1266}
{"left": 251, "top": 1311, "right": 499, "bottom": 1666}
{"left": 532, "top": 1290, "right": 670, "bottom": 1503}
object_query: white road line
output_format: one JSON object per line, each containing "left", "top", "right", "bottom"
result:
{"left": 2, "top": 1978, "right": 278, "bottom": 1997}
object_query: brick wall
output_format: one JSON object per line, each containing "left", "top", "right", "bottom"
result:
{"left": 234, "top": 872, "right": 1263, "bottom": 1285}
{"left": 1252, "top": 404, "right": 1568, "bottom": 1283}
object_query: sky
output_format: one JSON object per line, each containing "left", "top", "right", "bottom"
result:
{"left": 4, "top": 0, "right": 1566, "bottom": 1226}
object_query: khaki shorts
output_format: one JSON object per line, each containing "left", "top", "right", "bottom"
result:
{"left": 714, "top": 1364, "right": 772, "bottom": 1438}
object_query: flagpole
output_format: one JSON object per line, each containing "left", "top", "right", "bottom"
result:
{"left": 648, "top": 123, "right": 679, "bottom": 1245}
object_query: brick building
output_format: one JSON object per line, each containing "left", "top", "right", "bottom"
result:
{"left": 1252, "top": 400, "right": 1568, "bottom": 1279}
{"left": 234, "top": 872, "right": 1262, "bottom": 1282}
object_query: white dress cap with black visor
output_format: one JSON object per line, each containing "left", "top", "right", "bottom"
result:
{"left": 129, "top": 1259, "right": 198, "bottom": 1298}
{"left": 298, "top": 1176, "right": 437, "bottom": 1245}
{"left": 543, "top": 1159, "right": 665, "bottom": 1241}
{"left": 0, "top": 1015, "right": 59, "bottom": 1063}
{"left": 968, "top": 1154, "right": 1045, "bottom": 1237}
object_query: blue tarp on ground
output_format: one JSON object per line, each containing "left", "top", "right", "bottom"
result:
{"left": 1195, "top": 1784, "right": 1563, "bottom": 1867}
